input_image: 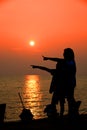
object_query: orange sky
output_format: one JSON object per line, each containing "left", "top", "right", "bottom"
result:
{"left": 0, "top": 0, "right": 87, "bottom": 76}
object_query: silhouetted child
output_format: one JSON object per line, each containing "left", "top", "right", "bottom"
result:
{"left": 31, "top": 64, "right": 65, "bottom": 117}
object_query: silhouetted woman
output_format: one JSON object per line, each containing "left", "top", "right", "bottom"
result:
{"left": 42, "top": 48, "right": 81, "bottom": 116}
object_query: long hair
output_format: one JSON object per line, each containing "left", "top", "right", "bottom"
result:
{"left": 63, "top": 48, "right": 75, "bottom": 61}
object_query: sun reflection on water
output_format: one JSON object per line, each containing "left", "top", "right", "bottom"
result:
{"left": 22, "top": 75, "right": 43, "bottom": 119}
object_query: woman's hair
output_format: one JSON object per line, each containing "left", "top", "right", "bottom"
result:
{"left": 63, "top": 48, "right": 75, "bottom": 60}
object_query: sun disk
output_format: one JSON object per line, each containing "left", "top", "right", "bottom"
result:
{"left": 29, "top": 40, "right": 35, "bottom": 46}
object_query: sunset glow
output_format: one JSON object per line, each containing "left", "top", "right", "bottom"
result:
{"left": 0, "top": 0, "right": 87, "bottom": 76}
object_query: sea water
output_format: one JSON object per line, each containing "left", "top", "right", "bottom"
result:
{"left": 0, "top": 74, "right": 87, "bottom": 121}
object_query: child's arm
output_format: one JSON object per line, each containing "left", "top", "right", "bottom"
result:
{"left": 31, "top": 65, "right": 52, "bottom": 74}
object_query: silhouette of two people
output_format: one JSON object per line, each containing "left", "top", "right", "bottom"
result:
{"left": 31, "top": 48, "right": 81, "bottom": 118}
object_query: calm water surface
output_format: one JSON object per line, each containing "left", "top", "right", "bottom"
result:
{"left": 0, "top": 75, "right": 87, "bottom": 121}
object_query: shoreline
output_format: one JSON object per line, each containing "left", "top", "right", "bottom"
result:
{"left": 1, "top": 114, "right": 87, "bottom": 130}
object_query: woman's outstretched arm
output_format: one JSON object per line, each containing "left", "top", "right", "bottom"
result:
{"left": 42, "top": 56, "right": 63, "bottom": 62}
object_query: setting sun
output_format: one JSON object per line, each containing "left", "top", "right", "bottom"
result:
{"left": 29, "top": 40, "right": 35, "bottom": 46}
